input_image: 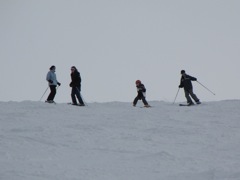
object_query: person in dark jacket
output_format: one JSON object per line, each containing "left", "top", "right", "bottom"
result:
{"left": 69, "top": 66, "right": 85, "bottom": 106}
{"left": 45, "top": 65, "right": 61, "bottom": 103}
{"left": 133, "top": 80, "right": 150, "bottom": 107}
{"left": 179, "top": 70, "right": 201, "bottom": 105}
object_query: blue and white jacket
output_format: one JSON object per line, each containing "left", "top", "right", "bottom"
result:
{"left": 46, "top": 70, "right": 58, "bottom": 86}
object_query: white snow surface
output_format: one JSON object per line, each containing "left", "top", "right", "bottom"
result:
{"left": 0, "top": 100, "right": 240, "bottom": 180}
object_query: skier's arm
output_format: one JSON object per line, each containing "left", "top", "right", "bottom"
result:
{"left": 179, "top": 78, "right": 184, "bottom": 88}
{"left": 189, "top": 76, "right": 197, "bottom": 81}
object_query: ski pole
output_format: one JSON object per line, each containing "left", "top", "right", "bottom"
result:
{"left": 173, "top": 88, "right": 180, "bottom": 104}
{"left": 39, "top": 86, "right": 49, "bottom": 101}
{"left": 197, "top": 81, "right": 216, "bottom": 95}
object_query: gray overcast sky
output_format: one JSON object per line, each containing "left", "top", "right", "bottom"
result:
{"left": 0, "top": 0, "right": 240, "bottom": 103}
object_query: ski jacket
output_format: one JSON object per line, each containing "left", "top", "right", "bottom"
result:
{"left": 136, "top": 83, "right": 146, "bottom": 97}
{"left": 70, "top": 70, "right": 81, "bottom": 90}
{"left": 179, "top": 74, "right": 197, "bottom": 90}
{"left": 46, "top": 70, "right": 58, "bottom": 86}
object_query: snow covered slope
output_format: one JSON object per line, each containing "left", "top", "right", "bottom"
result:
{"left": 0, "top": 100, "right": 240, "bottom": 180}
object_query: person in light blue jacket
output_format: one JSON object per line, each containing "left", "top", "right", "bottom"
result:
{"left": 46, "top": 65, "right": 61, "bottom": 103}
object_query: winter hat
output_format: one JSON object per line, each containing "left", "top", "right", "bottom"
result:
{"left": 136, "top": 80, "right": 141, "bottom": 84}
{"left": 181, "top": 70, "right": 185, "bottom": 74}
{"left": 50, "top": 65, "right": 55, "bottom": 70}
{"left": 71, "top": 66, "right": 76, "bottom": 70}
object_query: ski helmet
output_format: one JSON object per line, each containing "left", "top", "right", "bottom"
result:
{"left": 136, "top": 80, "right": 141, "bottom": 84}
{"left": 181, "top": 70, "right": 185, "bottom": 74}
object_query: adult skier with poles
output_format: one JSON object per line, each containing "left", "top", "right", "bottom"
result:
{"left": 69, "top": 66, "right": 85, "bottom": 106}
{"left": 178, "top": 70, "right": 201, "bottom": 106}
{"left": 45, "top": 65, "right": 61, "bottom": 103}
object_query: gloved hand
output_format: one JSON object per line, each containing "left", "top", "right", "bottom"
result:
{"left": 69, "top": 82, "right": 73, "bottom": 87}
{"left": 57, "top": 82, "right": 61, "bottom": 86}
{"left": 48, "top": 80, "right": 53, "bottom": 83}
{"left": 178, "top": 85, "right": 181, "bottom": 88}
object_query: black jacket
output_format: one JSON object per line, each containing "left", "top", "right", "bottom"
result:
{"left": 179, "top": 74, "right": 197, "bottom": 90}
{"left": 70, "top": 70, "right": 81, "bottom": 89}
{"left": 136, "top": 83, "right": 146, "bottom": 97}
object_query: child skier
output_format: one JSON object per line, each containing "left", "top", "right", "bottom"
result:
{"left": 133, "top": 80, "right": 150, "bottom": 107}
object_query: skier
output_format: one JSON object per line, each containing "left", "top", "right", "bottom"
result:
{"left": 133, "top": 80, "right": 150, "bottom": 107}
{"left": 178, "top": 70, "right": 201, "bottom": 105}
{"left": 69, "top": 66, "right": 85, "bottom": 106}
{"left": 46, "top": 65, "right": 61, "bottom": 103}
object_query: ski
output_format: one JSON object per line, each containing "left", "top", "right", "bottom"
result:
{"left": 45, "top": 100, "right": 56, "bottom": 104}
{"left": 140, "top": 105, "right": 152, "bottom": 108}
{"left": 179, "top": 102, "right": 201, "bottom": 106}
{"left": 67, "top": 103, "right": 85, "bottom": 107}
{"left": 179, "top": 104, "right": 193, "bottom": 106}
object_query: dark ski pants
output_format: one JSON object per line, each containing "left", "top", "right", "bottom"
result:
{"left": 47, "top": 85, "right": 57, "bottom": 101}
{"left": 133, "top": 95, "right": 148, "bottom": 106}
{"left": 71, "top": 87, "right": 84, "bottom": 105}
{"left": 184, "top": 89, "right": 199, "bottom": 103}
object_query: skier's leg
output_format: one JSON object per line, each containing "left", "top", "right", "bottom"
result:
{"left": 184, "top": 89, "right": 193, "bottom": 103}
{"left": 71, "top": 87, "right": 77, "bottom": 104}
{"left": 51, "top": 86, "right": 56, "bottom": 101}
{"left": 142, "top": 97, "right": 149, "bottom": 106}
{"left": 47, "top": 85, "right": 56, "bottom": 101}
{"left": 133, "top": 96, "right": 139, "bottom": 106}
{"left": 188, "top": 89, "right": 200, "bottom": 103}
{"left": 75, "top": 88, "right": 84, "bottom": 105}
{"left": 46, "top": 92, "right": 52, "bottom": 101}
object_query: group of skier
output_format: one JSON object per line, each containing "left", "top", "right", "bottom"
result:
{"left": 45, "top": 66, "right": 201, "bottom": 107}
{"left": 133, "top": 70, "right": 201, "bottom": 107}
{"left": 45, "top": 65, "right": 85, "bottom": 106}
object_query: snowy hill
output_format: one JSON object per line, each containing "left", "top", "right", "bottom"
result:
{"left": 0, "top": 100, "right": 240, "bottom": 180}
